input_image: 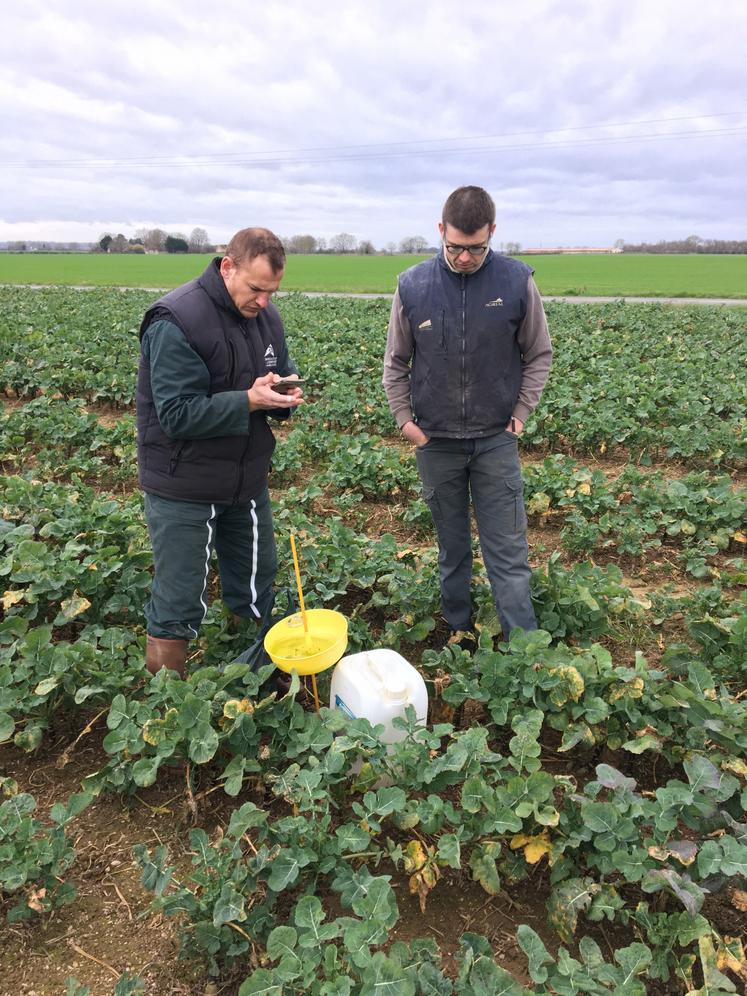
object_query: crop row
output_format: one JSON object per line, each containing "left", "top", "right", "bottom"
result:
{"left": 1, "top": 288, "right": 745, "bottom": 464}
{"left": 2, "top": 398, "right": 744, "bottom": 588}
{"left": 2, "top": 287, "right": 746, "bottom": 991}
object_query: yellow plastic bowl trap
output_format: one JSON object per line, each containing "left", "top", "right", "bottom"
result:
{"left": 263, "top": 608, "right": 348, "bottom": 675}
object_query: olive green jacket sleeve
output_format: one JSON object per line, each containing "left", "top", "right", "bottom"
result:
{"left": 143, "top": 320, "right": 296, "bottom": 439}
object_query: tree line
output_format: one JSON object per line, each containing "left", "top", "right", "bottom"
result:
{"left": 281, "top": 234, "right": 433, "bottom": 254}
{"left": 621, "top": 236, "right": 747, "bottom": 254}
{"left": 93, "top": 228, "right": 213, "bottom": 254}
{"left": 93, "top": 229, "right": 435, "bottom": 256}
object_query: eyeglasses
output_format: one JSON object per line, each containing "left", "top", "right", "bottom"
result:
{"left": 443, "top": 241, "right": 490, "bottom": 257}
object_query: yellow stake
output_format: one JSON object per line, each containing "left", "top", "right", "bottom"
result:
{"left": 289, "top": 533, "right": 320, "bottom": 711}
{"left": 289, "top": 533, "right": 308, "bottom": 634}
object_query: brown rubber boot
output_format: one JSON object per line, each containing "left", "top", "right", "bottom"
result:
{"left": 145, "top": 635, "right": 188, "bottom": 678}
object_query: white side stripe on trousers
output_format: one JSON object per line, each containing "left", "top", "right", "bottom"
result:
{"left": 249, "top": 498, "right": 261, "bottom": 618}
{"left": 192, "top": 503, "right": 216, "bottom": 638}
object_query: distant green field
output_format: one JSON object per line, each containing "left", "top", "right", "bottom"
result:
{"left": 0, "top": 251, "right": 745, "bottom": 297}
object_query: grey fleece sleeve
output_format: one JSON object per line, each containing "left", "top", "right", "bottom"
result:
{"left": 514, "top": 275, "right": 553, "bottom": 424}
{"left": 382, "top": 286, "right": 415, "bottom": 429}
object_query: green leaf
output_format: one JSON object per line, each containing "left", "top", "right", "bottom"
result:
{"left": 336, "top": 822, "right": 371, "bottom": 854}
{"left": 720, "top": 835, "right": 747, "bottom": 877}
{"left": 359, "top": 952, "right": 416, "bottom": 995}
{"left": 132, "top": 756, "right": 160, "bottom": 788}
{"left": 294, "top": 895, "right": 339, "bottom": 946}
{"left": 188, "top": 724, "right": 219, "bottom": 764}
{"left": 461, "top": 776, "right": 492, "bottom": 813}
{"left": 267, "top": 847, "right": 313, "bottom": 892}
{"left": 113, "top": 974, "right": 146, "bottom": 995}
{"left": 213, "top": 882, "right": 246, "bottom": 927}
{"left": 107, "top": 694, "right": 128, "bottom": 729}
{"left": 614, "top": 943, "right": 653, "bottom": 986}
{"left": 266, "top": 925, "right": 302, "bottom": 981}
{"left": 437, "top": 832, "right": 461, "bottom": 869}
{"left": 684, "top": 754, "right": 722, "bottom": 794}
{"left": 0, "top": 712, "right": 14, "bottom": 741}
{"left": 622, "top": 734, "right": 662, "bottom": 754}
{"left": 238, "top": 969, "right": 283, "bottom": 995}
{"left": 351, "top": 877, "right": 398, "bottom": 928}
{"left": 227, "top": 801, "right": 267, "bottom": 838}
{"left": 580, "top": 801, "right": 620, "bottom": 835}
{"left": 516, "top": 924, "right": 553, "bottom": 983}
{"left": 221, "top": 755, "right": 246, "bottom": 797}
{"left": 134, "top": 844, "right": 172, "bottom": 897}
{"left": 344, "top": 919, "right": 389, "bottom": 968}
{"left": 469, "top": 843, "right": 501, "bottom": 895}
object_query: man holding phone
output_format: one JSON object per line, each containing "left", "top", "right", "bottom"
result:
{"left": 383, "top": 187, "right": 552, "bottom": 650}
{"left": 137, "top": 227, "right": 303, "bottom": 676}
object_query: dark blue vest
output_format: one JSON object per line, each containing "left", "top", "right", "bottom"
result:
{"left": 136, "top": 259, "right": 287, "bottom": 503}
{"left": 398, "top": 251, "right": 531, "bottom": 437}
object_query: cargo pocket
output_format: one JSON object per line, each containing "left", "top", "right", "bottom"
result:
{"left": 506, "top": 476, "right": 528, "bottom": 533}
{"left": 420, "top": 484, "right": 441, "bottom": 528}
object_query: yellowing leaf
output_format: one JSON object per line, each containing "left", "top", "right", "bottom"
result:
{"left": 26, "top": 887, "right": 48, "bottom": 913}
{"left": 578, "top": 481, "right": 591, "bottom": 495}
{"left": 608, "top": 677, "right": 644, "bottom": 702}
{"left": 2, "top": 590, "right": 24, "bottom": 609}
{"left": 510, "top": 832, "right": 552, "bottom": 864}
{"left": 59, "top": 593, "right": 91, "bottom": 621}
{"left": 403, "top": 840, "right": 427, "bottom": 874}
{"left": 717, "top": 936, "right": 747, "bottom": 982}
{"left": 527, "top": 492, "right": 552, "bottom": 516}
{"left": 142, "top": 719, "right": 165, "bottom": 746}
{"left": 547, "top": 665, "right": 585, "bottom": 704}
{"left": 733, "top": 531, "right": 747, "bottom": 544}
{"left": 223, "top": 698, "right": 254, "bottom": 719}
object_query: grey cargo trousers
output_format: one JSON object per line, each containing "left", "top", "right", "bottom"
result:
{"left": 143, "top": 487, "right": 277, "bottom": 640}
{"left": 415, "top": 431, "right": 536, "bottom": 638}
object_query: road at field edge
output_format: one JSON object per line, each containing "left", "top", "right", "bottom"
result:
{"left": 3, "top": 285, "right": 747, "bottom": 306}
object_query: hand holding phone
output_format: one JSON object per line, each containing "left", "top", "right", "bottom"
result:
{"left": 272, "top": 377, "right": 305, "bottom": 395}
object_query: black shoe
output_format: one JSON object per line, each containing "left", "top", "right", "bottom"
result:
{"left": 447, "top": 629, "right": 477, "bottom": 653}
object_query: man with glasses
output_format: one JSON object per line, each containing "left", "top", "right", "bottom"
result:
{"left": 136, "top": 227, "right": 303, "bottom": 676}
{"left": 383, "top": 186, "right": 552, "bottom": 650}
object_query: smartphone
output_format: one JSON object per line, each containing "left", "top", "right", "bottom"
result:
{"left": 272, "top": 377, "right": 305, "bottom": 394}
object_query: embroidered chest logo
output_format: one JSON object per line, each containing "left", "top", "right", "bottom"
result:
{"left": 418, "top": 319, "right": 433, "bottom": 330}
{"left": 264, "top": 344, "right": 277, "bottom": 368}
{"left": 485, "top": 298, "right": 504, "bottom": 308}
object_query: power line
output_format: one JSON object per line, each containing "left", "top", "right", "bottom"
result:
{"left": 3, "top": 123, "right": 745, "bottom": 171}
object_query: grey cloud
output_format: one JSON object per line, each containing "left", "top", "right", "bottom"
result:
{"left": 1, "top": 0, "right": 745, "bottom": 246}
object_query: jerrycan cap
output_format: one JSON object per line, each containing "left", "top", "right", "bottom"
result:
{"left": 365, "top": 652, "right": 408, "bottom": 702}
{"left": 381, "top": 675, "right": 407, "bottom": 701}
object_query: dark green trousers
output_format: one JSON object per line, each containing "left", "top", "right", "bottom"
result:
{"left": 143, "top": 487, "right": 277, "bottom": 640}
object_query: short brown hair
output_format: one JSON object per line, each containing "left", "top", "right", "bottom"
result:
{"left": 442, "top": 186, "right": 495, "bottom": 234}
{"left": 225, "top": 227, "right": 286, "bottom": 272}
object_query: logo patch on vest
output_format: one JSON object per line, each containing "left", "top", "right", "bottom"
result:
{"left": 418, "top": 319, "right": 433, "bottom": 329}
{"left": 264, "top": 344, "right": 277, "bottom": 368}
{"left": 485, "top": 298, "right": 504, "bottom": 308}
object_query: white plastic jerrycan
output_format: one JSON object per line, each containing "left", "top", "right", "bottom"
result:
{"left": 329, "top": 649, "right": 428, "bottom": 745}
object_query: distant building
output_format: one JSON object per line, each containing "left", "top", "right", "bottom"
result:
{"left": 518, "top": 247, "right": 623, "bottom": 255}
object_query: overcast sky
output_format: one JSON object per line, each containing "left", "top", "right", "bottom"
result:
{"left": 1, "top": 0, "right": 745, "bottom": 249}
